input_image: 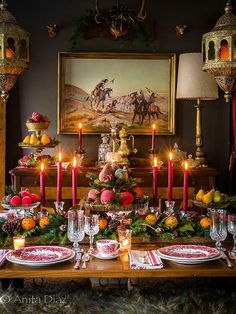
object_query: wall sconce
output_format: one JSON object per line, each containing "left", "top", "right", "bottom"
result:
{"left": 175, "top": 24, "right": 188, "bottom": 38}
{"left": 46, "top": 24, "right": 58, "bottom": 38}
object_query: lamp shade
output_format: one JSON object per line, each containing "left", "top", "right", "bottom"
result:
{"left": 176, "top": 53, "right": 219, "bottom": 100}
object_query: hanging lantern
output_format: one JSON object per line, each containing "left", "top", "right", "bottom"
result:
{"left": 0, "top": 0, "right": 30, "bottom": 103}
{"left": 202, "top": 2, "right": 236, "bottom": 102}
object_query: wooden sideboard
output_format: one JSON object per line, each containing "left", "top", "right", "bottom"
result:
{"left": 10, "top": 166, "right": 218, "bottom": 207}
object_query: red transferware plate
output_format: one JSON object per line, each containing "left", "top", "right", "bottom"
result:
{"left": 8, "top": 246, "right": 73, "bottom": 263}
{"left": 158, "top": 245, "right": 220, "bottom": 260}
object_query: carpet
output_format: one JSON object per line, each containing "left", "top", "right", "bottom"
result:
{"left": 0, "top": 278, "right": 235, "bottom": 314}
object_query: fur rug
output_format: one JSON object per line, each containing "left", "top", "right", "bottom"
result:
{"left": 0, "top": 278, "right": 235, "bottom": 314}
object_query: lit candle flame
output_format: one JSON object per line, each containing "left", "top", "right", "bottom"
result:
{"left": 154, "top": 157, "right": 157, "bottom": 167}
{"left": 58, "top": 152, "right": 62, "bottom": 162}
{"left": 152, "top": 124, "right": 156, "bottom": 130}
{"left": 79, "top": 123, "right": 82, "bottom": 129}
{"left": 73, "top": 156, "right": 76, "bottom": 168}
{"left": 169, "top": 152, "right": 172, "bottom": 161}
{"left": 122, "top": 239, "right": 129, "bottom": 247}
{"left": 40, "top": 163, "right": 44, "bottom": 171}
{"left": 184, "top": 161, "right": 188, "bottom": 170}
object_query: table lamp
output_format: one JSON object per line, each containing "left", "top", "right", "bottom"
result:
{"left": 176, "top": 53, "right": 219, "bottom": 166}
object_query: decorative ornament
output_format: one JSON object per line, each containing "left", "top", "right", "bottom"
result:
{"left": 0, "top": 0, "right": 30, "bottom": 103}
{"left": 99, "top": 217, "right": 108, "bottom": 231}
{"left": 108, "top": 219, "right": 120, "bottom": 232}
{"left": 200, "top": 217, "right": 210, "bottom": 229}
{"left": 202, "top": 2, "right": 236, "bottom": 102}
{"left": 145, "top": 213, "right": 158, "bottom": 226}
{"left": 95, "top": 0, "right": 146, "bottom": 39}
{"left": 2, "top": 215, "right": 21, "bottom": 235}
{"left": 175, "top": 24, "right": 187, "bottom": 38}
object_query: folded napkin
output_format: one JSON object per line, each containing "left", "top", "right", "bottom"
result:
{"left": 129, "top": 250, "right": 163, "bottom": 270}
{"left": 0, "top": 249, "right": 11, "bottom": 267}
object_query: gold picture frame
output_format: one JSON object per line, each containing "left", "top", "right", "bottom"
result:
{"left": 58, "top": 52, "right": 176, "bottom": 135}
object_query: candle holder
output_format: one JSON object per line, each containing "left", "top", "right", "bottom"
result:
{"left": 150, "top": 198, "right": 162, "bottom": 214}
{"left": 13, "top": 236, "right": 25, "bottom": 250}
{"left": 54, "top": 201, "right": 65, "bottom": 215}
{"left": 164, "top": 201, "right": 175, "bottom": 216}
{"left": 118, "top": 229, "right": 132, "bottom": 251}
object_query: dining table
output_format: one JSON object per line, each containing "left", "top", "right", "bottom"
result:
{"left": 0, "top": 244, "right": 236, "bottom": 281}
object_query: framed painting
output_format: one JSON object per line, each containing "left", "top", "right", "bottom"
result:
{"left": 58, "top": 52, "right": 176, "bottom": 135}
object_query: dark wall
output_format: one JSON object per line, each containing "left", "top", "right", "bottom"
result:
{"left": 6, "top": 0, "right": 230, "bottom": 190}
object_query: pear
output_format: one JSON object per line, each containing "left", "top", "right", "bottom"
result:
{"left": 202, "top": 191, "right": 213, "bottom": 205}
{"left": 196, "top": 189, "right": 204, "bottom": 201}
{"left": 29, "top": 134, "right": 38, "bottom": 145}
{"left": 23, "top": 135, "right": 30, "bottom": 144}
{"left": 213, "top": 190, "right": 222, "bottom": 203}
{"left": 41, "top": 134, "right": 51, "bottom": 145}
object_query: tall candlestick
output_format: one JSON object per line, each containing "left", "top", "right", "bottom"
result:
{"left": 183, "top": 161, "right": 189, "bottom": 213}
{"left": 72, "top": 156, "right": 77, "bottom": 206}
{"left": 151, "top": 124, "right": 156, "bottom": 152}
{"left": 168, "top": 152, "right": 174, "bottom": 201}
{"left": 78, "top": 123, "right": 82, "bottom": 152}
{"left": 57, "top": 152, "right": 62, "bottom": 203}
{"left": 153, "top": 157, "right": 158, "bottom": 199}
{"left": 40, "top": 163, "right": 45, "bottom": 206}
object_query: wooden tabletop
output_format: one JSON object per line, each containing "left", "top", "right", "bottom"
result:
{"left": 0, "top": 245, "right": 235, "bottom": 279}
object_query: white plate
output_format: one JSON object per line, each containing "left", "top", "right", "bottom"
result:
{"left": 158, "top": 245, "right": 220, "bottom": 260}
{"left": 157, "top": 252, "right": 222, "bottom": 264}
{"left": 91, "top": 249, "right": 121, "bottom": 260}
{"left": 6, "top": 246, "right": 75, "bottom": 267}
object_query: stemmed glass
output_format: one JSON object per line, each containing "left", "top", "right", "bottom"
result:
{"left": 228, "top": 214, "right": 236, "bottom": 255}
{"left": 85, "top": 215, "right": 99, "bottom": 254}
{"left": 67, "top": 210, "right": 85, "bottom": 255}
{"left": 209, "top": 209, "right": 227, "bottom": 251}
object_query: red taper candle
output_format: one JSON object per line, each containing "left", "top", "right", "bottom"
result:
{"left": 153, "top": 157, "right": 158, "bottom": 199}
{"left": 72, "top": 157, "right": 77, "bottom": 206}
{"left": 151, "top": 124, "right": 156, "bottom": 152}
{"left": 40, "top": 163, "right": 45, "bottom": 206}
{"left": 78, "top": 123, "right": 82, "bottom": 152}
{"left": 183, "top": 161, "right": 189, "bottom": 213}
{"left": 57, "top": 152, "right": 62, "bottom": 203}
{"left": 167, "top": 152, "right": 174, "bottom": 201}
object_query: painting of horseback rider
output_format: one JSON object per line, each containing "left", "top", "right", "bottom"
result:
{"left": 59, "top": 52, "right": 175, "bottom": 135}
{"left": 90, "top": 78, "right": 114, "bottom": 111}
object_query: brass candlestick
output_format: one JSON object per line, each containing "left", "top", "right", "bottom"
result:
{"left": 195, "top": 98, "right": 207, "bottom": 166}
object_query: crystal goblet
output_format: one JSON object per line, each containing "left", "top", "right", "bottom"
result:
{"left": 209, "top": 208, "right": 227, "bottom": 251}
{"left": 85, "top": 215, "right": 99, "bottom": 254}
{"left": 67, "top": 210, "right": 85, "bottom": 255}
{"left": 228, "top": 214, "right": 236, "bottom": 255}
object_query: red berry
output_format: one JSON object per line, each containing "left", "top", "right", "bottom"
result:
{"left": 32, "top": 112, "right": 42, "bottom": 122}
{"left": 10, "top": 195, "right": 21, "bottom": 206}
{"left": 30, "top": 193, "right": 39, "bottom": 203}
{"left": 19, "top": 190, "right": 30, "bottom": 198}
{"left": 22, "top": 196, "right": 32, "bottom": 205}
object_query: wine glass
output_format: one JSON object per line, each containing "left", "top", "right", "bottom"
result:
{"left": 85, "top": 215, "right": 99, "bottom": 254}
{"left": 67, "top": 210, "right": 85, "bottom": 255}
{"left": 209, "top": 209, "right": 227, "bottom": 251}
{"left": 228, "top": 214, "right": 236, "bottom": 255}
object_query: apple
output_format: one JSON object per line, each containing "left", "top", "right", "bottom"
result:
{"left": 30, "top": 193, "right": 39, "bottom": 203}
{"left": 20, "top": 190, "right": 30, "bottom": 198}
{"left": 22, "top": 196, "right": 32, "bottom": 205}
{"left": 10, "top": 195, "right": 21, "bottom": 206}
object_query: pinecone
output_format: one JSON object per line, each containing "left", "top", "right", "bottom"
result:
{"left": 2, "top": 217, "right": 21, "bottom": 235}
{"left": 32, "top": 112, "right": 41, "bottom": 122}
{"left": 108, "top": 219, "right": 120, "bottom": 232}
{"left": 185, "top": 210, "right": 199, "bottom": 222}
{"left": 59, "top": 224, "right": 67, "bottom": 232}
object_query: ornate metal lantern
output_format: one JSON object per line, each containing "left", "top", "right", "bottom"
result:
{"left": 202, "top": 2, "right": 236, "bottom": 102}
{"left": 0, "top": 0, "right": 30, "bottom": 102}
